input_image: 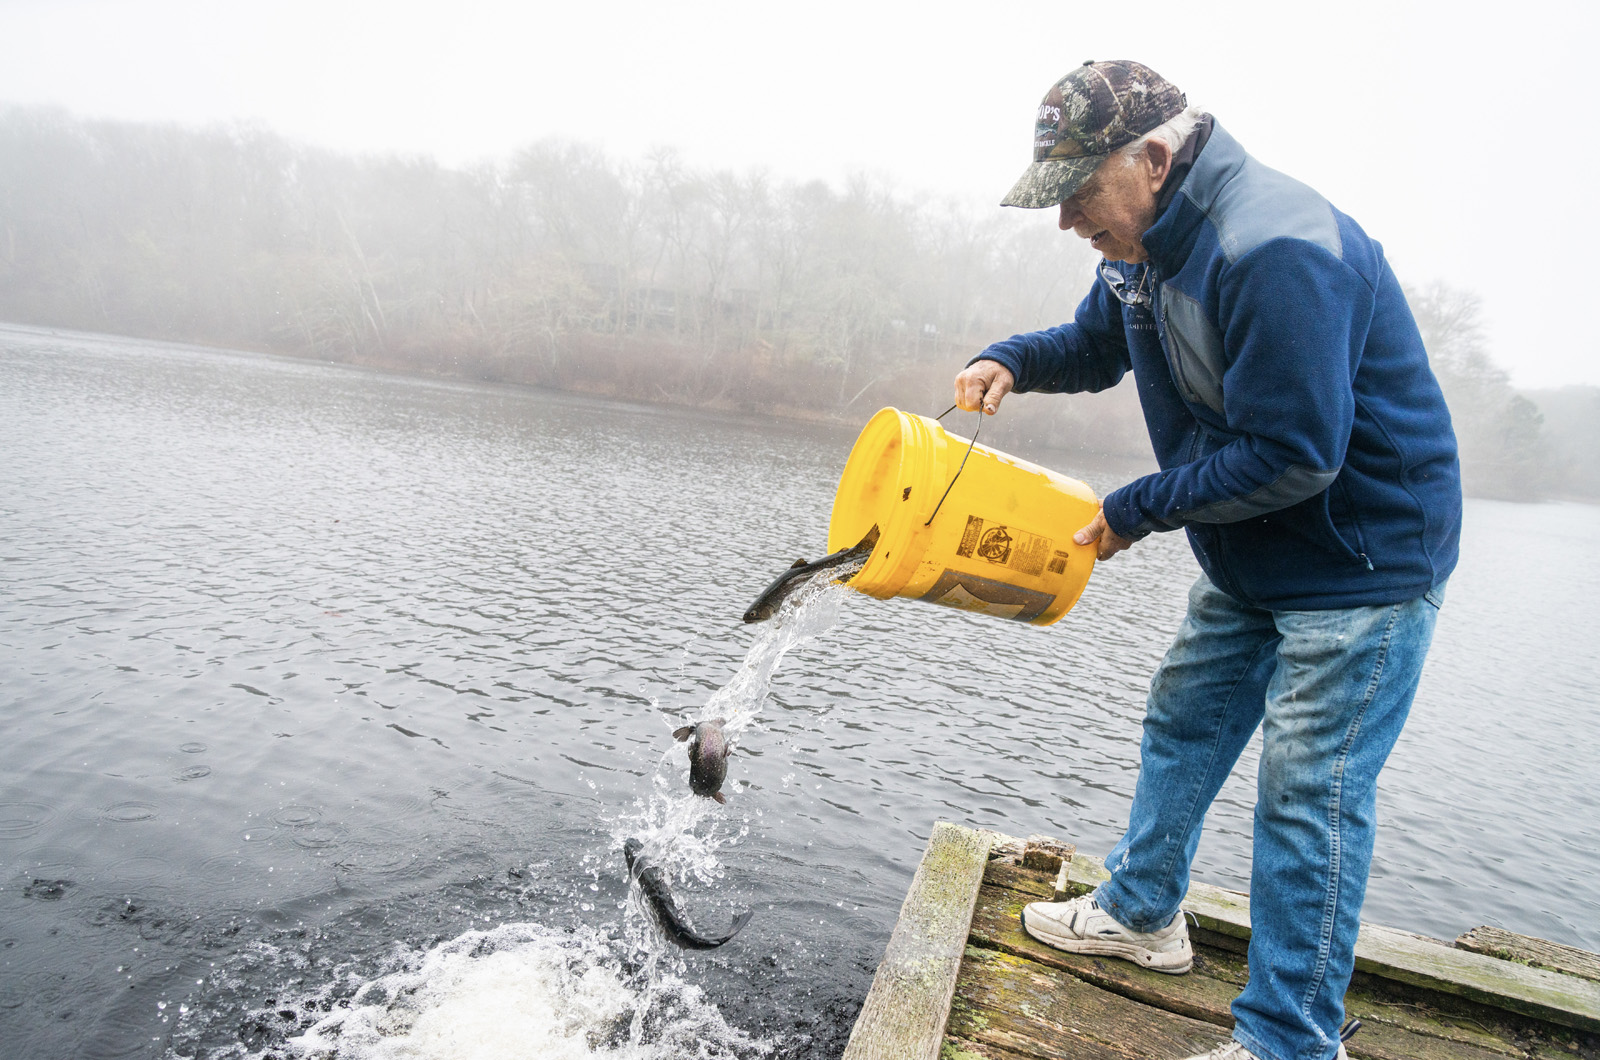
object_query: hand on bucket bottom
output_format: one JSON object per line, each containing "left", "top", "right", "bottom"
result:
{"left": 1074, "top": 508, "right": 1134, "bottom": 561}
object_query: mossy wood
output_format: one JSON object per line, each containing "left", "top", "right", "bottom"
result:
{"left": 1052, "top": 852, "right": 1600, "bottom": 1034}
{"left": 971, "top": 860, "right": 1571, "bottom": 1059}
{"left": 841, "top": 821, "right": 993, "bottom": 1060}
{"left": 849, "top": 825, "right": 1600, "bottom": 1060}
{"left": 947, "top": 944, "right": 1227, "bottom": 1059}
{"left": 1456, "top": 926, "right": 1600, "bottom": 984}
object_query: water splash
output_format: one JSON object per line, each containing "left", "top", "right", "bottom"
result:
{"left": 591, "top": 576, "right": 852, "bottom": 1019}
{"left": 168, "top": 581, "right": 850, "bottom": 1060}
{"left": 709, "top": 574, "right": 853, "bottom": 739}
{"left": 609, "top": 574, "right": 852, "bottom": 869}
{"left": 271, "top": 923, "right": 765, "bottom": 1060}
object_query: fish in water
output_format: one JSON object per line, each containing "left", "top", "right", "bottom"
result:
{"left": 674, "top": 718, "right": 731, "bottom": 803}
{"left": 742, "top": 525, "right": 879, "bottom": 624}
{"left": 623, "top": 837, "right": 753, "bottom": 949}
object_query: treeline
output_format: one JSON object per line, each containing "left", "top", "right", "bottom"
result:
{"left": 0, "top": 106, "right": 1099, "bottom": 413}
{"left": 1, "top": 106, "right": 1590, "bottom": 501}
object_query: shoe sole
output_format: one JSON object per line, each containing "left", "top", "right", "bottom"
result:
{"left": 1019, "top": 905, "right": 1194, "bottom": 975}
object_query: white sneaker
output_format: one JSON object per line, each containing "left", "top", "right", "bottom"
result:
{"left": 1019, "top": 893, "right": 1193, "bottom": 973}
{"left": 1179, "top": 1042, "right": 1348, "bottom": 1059}
{"left": 1181, "top": 1045, "right": 1260, "bottom": 1060}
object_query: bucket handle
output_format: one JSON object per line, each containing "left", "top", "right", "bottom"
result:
{"left": 925, "top": 404, "right": 982, "bottom": 527}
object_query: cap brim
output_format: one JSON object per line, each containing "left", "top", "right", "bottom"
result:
{"left": 1000, "top": 156, "right": 1103, "bottom": 209}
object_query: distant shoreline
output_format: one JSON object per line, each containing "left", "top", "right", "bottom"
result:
{"left": 6, "top": 318, "right": 1594, "bottom": 505}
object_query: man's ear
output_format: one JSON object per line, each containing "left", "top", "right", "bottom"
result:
{"left": 1143, "top": 139, "right": 1174, "bottom": 192}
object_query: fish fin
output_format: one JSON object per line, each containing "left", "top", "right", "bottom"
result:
{"left": 712, "top": 791, "right": 726, "bottom": 805}
{"left": 693, "top": 909, "right": 753, "bottom": 947}
{"left": 672, "top": 726, "right": 694, "bottom": 741}
{"left": 789, "top": 558, "right": 807, "bottom": 568}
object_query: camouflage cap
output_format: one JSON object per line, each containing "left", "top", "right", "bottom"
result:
{"left": 1001, "top": 60, "right": 1187, "bottom": 209}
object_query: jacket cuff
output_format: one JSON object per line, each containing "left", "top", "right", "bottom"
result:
{"left": 964, "top": 346, "right": 1026, "bottom": 390}
{"left": 1101, "top": 486, "right": 1158, "bottom": 542}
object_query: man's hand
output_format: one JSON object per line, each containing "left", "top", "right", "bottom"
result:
{"left": 954, "top": 360, "right": 1015, "bottom": 415}
{"left": 1074, "top": 507, "right": 1135, "bottom": 561}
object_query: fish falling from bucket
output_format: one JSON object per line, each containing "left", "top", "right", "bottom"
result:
{"left": 624, "top": 837, "right": 753, "bottom": 949}
{"left": 742, "top": 525, "right": 879, "bottom": 624}
{"left": 674, "top": 718, "right": 733, "bottom": 803}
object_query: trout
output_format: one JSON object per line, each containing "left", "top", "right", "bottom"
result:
{"left": 623, "top": 837, "right": 752, "bottom": 949}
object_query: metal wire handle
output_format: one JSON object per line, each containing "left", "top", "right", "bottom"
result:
{"left": 924, "top": 404, "right": 983, "bottom": 527}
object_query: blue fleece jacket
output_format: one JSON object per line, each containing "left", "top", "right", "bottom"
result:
{"left": 973, "top": 121, "right": 1461, "bottom": 610}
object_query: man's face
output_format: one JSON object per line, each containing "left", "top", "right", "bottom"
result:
{"left": 1057, "top": 150, "right": 1163, "bottom": 263}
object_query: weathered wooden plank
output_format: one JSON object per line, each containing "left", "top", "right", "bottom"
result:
{"left": 941, "top": 1035, "right": 1045, "bottom": 1060}
{"left": 1023, "top": 836, "right": 1075, "bottom": 874}
{"left": 948, "top": 944, "right": 1227, "bottom": 1060}
{"left": 1356, "top": 925, "right": 1600, "bottom": 1034}
{"left": 842, "top": 821, "right": 994, "bottom": 1060}
{"left": 968, "top": 881, "right": 1242, "bottom": 1027}
{"left": 1059, "top": 848, "right": 1600, "bottom": 1034}
{"left": 983, "top": 859, "right": 1058, "bottom": 900}
{"left": 1457, "top": 926, "right": 1600, "bottom": 984}
{"left": 966, "top": 881, "right": 1532, "bottom": 1059}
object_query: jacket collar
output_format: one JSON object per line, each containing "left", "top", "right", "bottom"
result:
{"left": 1142, "top": 118, "right": 1246, "bottom": 275}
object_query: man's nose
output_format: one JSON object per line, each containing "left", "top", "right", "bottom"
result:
{"left": 1058, "top": 199, "right": 1082, "bottom": 231}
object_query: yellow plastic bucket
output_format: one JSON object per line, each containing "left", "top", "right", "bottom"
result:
{"left": 827, "top": 407, "right": 1099, "bottom": 625}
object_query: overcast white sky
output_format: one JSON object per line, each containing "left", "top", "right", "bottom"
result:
{"left": 1, "top": 0, "right": 1594, "bottom": 387}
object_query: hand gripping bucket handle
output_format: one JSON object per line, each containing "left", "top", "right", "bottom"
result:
{"left": 827, "top": 407, "right": 1101, "bottom": 626}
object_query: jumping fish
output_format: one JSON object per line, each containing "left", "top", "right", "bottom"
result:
{"left": 742, "top": 525, "right": 879, "bottom": 624}
{"left": 623, "top": 837, "right": 753, "bottom": 949}
{"left": 674, "top": 718, "right": 731, "bottom": 803}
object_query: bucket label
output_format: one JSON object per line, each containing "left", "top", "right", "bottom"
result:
{"left": 918, "top": 570, "right": 1055, "bottom": 623}
{"left": 956, "top": 516, "right": 1051, "bottom": 577}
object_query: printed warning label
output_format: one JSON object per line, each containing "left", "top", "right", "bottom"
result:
{"left": 977, "top": 525, "right": 1013, "bottom": 564}
{"left": 957, "top": 516, "right": 1052, "bottom": 577}
{"left": 955, "top": 521, "right": 1050, "bottom": 578}
{"left": 1048, "top": 550, "right": 1071, "bottom": 575}
{"left": 957, "top": 515, "right": 984, "bottom": 558}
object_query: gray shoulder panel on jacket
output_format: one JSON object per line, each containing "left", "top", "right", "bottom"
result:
{"left": 1182, "top": 128, "right": 1342, "bottom": 263}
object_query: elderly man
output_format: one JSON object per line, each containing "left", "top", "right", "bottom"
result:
{"left": 954, "top": 61, "right": 1461, "bottom": 1060}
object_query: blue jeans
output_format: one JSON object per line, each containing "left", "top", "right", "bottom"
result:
{"left": 1094, "top": 575, "right": 1444, "bottom": 1060}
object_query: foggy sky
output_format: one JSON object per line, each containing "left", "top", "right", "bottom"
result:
{"left": 2, "top": 0, "right": 1594, "bottom": 388}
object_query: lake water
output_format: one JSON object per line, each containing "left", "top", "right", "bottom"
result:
{"left": 2, "top": 324, "right": 1597, "bottom": 1060}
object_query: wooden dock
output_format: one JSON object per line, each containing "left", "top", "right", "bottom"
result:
{"left": 842, "top": 822, "right": 1600, "bottom": 1060}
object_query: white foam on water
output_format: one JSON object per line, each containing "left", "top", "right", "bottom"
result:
{"left": 275, "top": 922, "right": 766, "bottom": 1060}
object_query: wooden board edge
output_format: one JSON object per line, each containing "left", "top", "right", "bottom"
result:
{"left": 842, "top": 821, "right": 996, "bottom": 1060}
{"left": 1456, "top": 925, "right": 1600, "bottom": 985}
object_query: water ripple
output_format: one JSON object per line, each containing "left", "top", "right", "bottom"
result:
{"left": 0, "top": 801, "right": 54, "bottom": 840}
{"left": 100, "top": 802, "right": 158, "bottom": 824}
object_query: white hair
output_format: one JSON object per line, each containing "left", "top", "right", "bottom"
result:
{"left": 1114, "top": 104, "right": 1207, "bottom": 167}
